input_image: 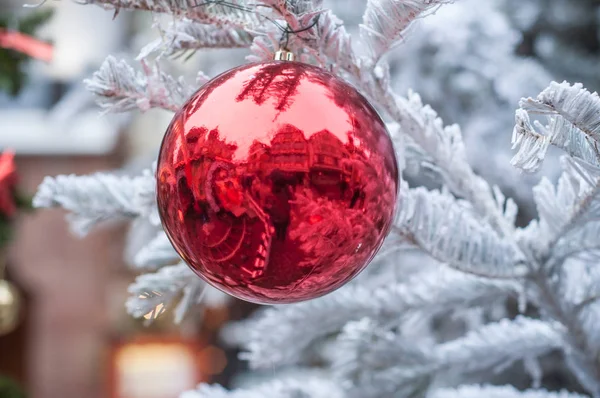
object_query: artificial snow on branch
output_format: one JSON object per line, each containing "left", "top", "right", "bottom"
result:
{"left": 396, "top": 187, "right": 524, "bottom": 277}
{"left": 84, "top": 56, "right": 197, "bottom": 113}
{"left": 361, "top": 0, "right": 451, "bottom": 62}
{"left": 182, "top": 376, "right": 344, "bottom": 398}
{"left": 332, "top": 318, "right": 433, "bottom": 398}
{"left": 434, "top": 316, "right": 564, "bottom": 374}
{"left": 232, "top": 267, "right": 517, "bottom": 368}
{"left": 512, "top": 82, "right": 600, "bottom": 172}
{"left": 126, "top": 262, "right": 205, "bottom": 323}
{"left": 139, "top": 19, "right": 254, "bottom": 59}
{"left": 332, "top": 317, "right": 563, "bottom": 397}
{"left": 133, "top": 231, "right": 180, "bottom": 269}
{"left": 518, "top": 157, "right": 600, "bottom": 264}
{"left": 33, "top": 171, "right": 155, "bottom": 236}
{"left": 84, "top": 0, "right": 262, "bottom": 29}
{"left": 429, "top": 385, "right": 589, "bottom": 398}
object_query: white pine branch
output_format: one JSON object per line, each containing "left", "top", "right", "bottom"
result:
{"left": 233, "top": 267, "right": 517, "bottom": 368}
{"left": 84, "top": 56, "right": 197, "bottom": 113}
{"left": 518, "top": 157, "right": 600, "bottom": 263}
{"left": 126, "top": 263, "right": 205, "bottom": 323}
{"left": 181, "top": 377, "right": 343, "bottom": 398}
{"left": 84, "top": 0, "right": 261, "bottom": 29}
{"left": 361, "top": 0, "right": 451, "bottom": 62}
{"left": 434, "top": 316, "right": 564, "bottom": 373}
{"left": 512, "top": 82, "right": 600, "bottom": 172}
{"left": 333, "top": 317, "right": 563, "bottom": 397}
{"left": 139, "top": 19, "right": 254, "bottom": 58}
{"left": 429, "top": 385, "right": 588, "bottom": 398}
{"left": 523, "top": 82, "right": 600, "bottom": 142}
{"left": 333, "top": 318, "right": 433, "bottom": 398}
{"left": 33, "top": 171, "right": 155, "bottom": 236}
{"left": 397, "top": 187, "right": 524, "bottom": 278}
{"left": 133, "top": 231, "right": 180, "bottom": 269}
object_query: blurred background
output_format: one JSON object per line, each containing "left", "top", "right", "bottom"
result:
{"left": 0, "top": 0, "right": 598, "bottom": 397}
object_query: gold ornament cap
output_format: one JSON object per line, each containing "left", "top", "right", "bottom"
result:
{"left": 0, "top": 280, "right": 21, "bottom": 336}
{"left": 273, "top": 49, "right": 296, "bottom": 61}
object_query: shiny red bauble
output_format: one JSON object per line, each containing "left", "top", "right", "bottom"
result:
{"left": 157, "top": 61, "right": 398, "bottom": 304}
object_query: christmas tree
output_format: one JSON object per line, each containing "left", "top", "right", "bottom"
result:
{"left": 32, "top": 0, "right": 600, "bottom": 397}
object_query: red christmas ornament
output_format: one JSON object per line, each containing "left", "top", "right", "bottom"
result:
{"left": 0, "top": 150, "right": 18, "bottom": 218}
{"left": 157, "top": 60, "right": 398, "bottom": 304}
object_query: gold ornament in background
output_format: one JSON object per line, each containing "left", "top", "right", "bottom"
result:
{"left": 0, "top": 279, "right": 21, "bottom": 336}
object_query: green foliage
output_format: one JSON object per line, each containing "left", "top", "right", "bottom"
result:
{"left": 0, "top": 376, "right": 25, "bottom": 398}
{"left": 0, "top": 9, "right": 53, "bottom": 96}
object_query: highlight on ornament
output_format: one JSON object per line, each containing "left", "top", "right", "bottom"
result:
{"left": 157, "top": 60, "right": 399, "bottom": 304}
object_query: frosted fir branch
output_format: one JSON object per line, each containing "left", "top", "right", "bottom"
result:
{"left": 512, "top": 82, "right": 600, "bottom": 172}
{"left": 518, "top": 157, "right": 600, "bottom": 264}
{"left": 126, "top": 263, "right": 205, "bottom": 323}
{"left": 394, "top": 92, "right": 511, "bottom": 231}
{"left": 83, "top": 0, "right": 261, "bottom": 29}
{"left": 522, "top": 82, "right": 600, "bottom": 142}
{"left": 246, "top": 31, "right": 280, "bottom": 63}
{"left": 361, "top": 0, "right": 451, "bottom": 62}
{"left": 133, "top": 231, "right": 180, "bottom": 269}
{"left": 234, "top": 267, "right": 518, "bottom": 368}
{"left": 131, "top": 168, "right": 160, "bottom": 225}
{"left": 429, "top": 385, "right": 589, "bottom": 398}
{"left": 333, "top": 317, "right": 563, "bottom": 397}
{"left": 396, "top": 187, "right": 525, "bottom": 278}
{"left": 333, "top": 318, "right": 433, "bottom": 398}
{"left": 33, "top": 171, "right": 155, "bottom": 236}
{"left": 139, "top": 19, "right": 254, "bottom": 59}
{"left": 181, "top": 377, "right": 344, "bottom": 398}
{"left": 434, "top": 316, "right": 564, "bottom": 374}
{"left": 512, "top": 109, "right": 600, "bottom": 172}
{"left": 84, "top": 56, "right": 197, "bottom": 113}
{"left": 311, "top": 10, "right": 357, "bottom": 72}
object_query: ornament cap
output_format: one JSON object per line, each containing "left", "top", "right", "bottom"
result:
{"left": 273, "top": 49, "right": 295, "bottom": 61}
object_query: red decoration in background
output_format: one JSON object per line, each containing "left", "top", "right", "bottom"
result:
{"left": 157, "top": 61, "right": 398, "bottom": 304}
{"left": 0, "top": 29, "right": 53, "bottom": 62}
{"left": 0, "top": 151, "right": 18, "bottom": 218}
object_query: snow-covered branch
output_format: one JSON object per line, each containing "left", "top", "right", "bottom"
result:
{"left": 133, "top": 231, "right": 180, "bottom": 269}
{"left": 429, "top": 385, "right": 589, "bottom": 398}
{"left": 512, "top": 82, "right": 600, "bottom": 172}
{"left": 361, "top": 0, "right": 451, "bottom": 62}
{"left": 434, "top": 316, "right": 563, "bottom": 373}
{"left": 33, "top": 171, "right": 155, "bottom": 236}
{"left": 333, "top": 318, "right": 433, "bottom": 398}
{"left": 84, "top": 56, "right": 198, "bottom": 113}
{"left": 84, "top": 0, "right": 262, "bottom": 29}
{"left": 518, "top": 157, "right": 600, "bottom": 264}
{"left": 126, "top": 263, "right": 205, "bottom": 323}
{"left": 140, "top": 19, "right": 254, "bottom": 58}
{"left": 181, "top": 377, "right": 343, "bottom": 398}
{"left": 333, "top": 317, "right": 563, "bottom": 397}
{"left": 233, "top": 267, "right": 517, "bottom": 368}
{"left": 397, "top": 187, "right": 524, "bottom": 277}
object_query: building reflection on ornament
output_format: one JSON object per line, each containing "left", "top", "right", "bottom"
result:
{"left": 157, "top": 61, "right": 398, "bottom": 303}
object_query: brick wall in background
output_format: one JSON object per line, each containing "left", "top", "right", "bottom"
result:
{"left": 2, "top": 152, "right": 127, "bottom": 398}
